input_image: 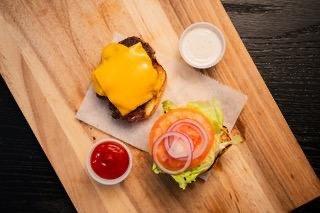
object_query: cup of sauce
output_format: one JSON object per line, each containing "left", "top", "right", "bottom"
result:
{"left": 179, "top": 22, "right": 226, "bottom": 69}
{"left": 86, "top": 138, "right": 132, "bottom": 185}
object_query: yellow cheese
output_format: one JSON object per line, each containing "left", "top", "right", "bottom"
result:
{"left": 92, "top": 42, "right": 160, "bottom": 116}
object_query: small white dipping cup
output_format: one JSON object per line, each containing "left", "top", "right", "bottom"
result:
{"left": 179, "top": 22, "right": 226, "bottom": 69}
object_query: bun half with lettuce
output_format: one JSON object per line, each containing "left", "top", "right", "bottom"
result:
{"left": 148, "top": 99, "right": 242, "bottom": 189}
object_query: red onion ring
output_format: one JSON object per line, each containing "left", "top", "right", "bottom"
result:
{"left": 152, "top": 131, "right": 193, "bottom": 175}
{"left": 165, "top": 134, "right": 194, "bottom": 159}
{"left": 166, "top": 119, "right": 209, "bottom": 159}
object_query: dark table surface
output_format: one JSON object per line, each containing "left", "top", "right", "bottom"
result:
{"left": 0, "top": 0, "right": 319, "bottom": 212}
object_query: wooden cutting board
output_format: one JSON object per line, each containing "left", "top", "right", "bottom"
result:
{"left": 0, "top": 0, "right": 319, "bottom": 212}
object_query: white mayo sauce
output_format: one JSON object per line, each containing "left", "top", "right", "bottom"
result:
{"left": 180, "top": 27, "right": 223, "bottom": 68}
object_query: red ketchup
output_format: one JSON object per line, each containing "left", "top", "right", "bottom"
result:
{"left": 90, "top": 141, "right": 129, "bottom": 179}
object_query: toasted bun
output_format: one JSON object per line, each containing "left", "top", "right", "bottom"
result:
{"left": 97, "top": 36, "right": 167, "bottom": 122}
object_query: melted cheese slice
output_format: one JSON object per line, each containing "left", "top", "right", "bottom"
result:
{"left": 92, "top": 42, "right": 160, "bottom": 116}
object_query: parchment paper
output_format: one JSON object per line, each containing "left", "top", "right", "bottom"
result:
{"left": 76, "top": 34, "right": 247, "bottom": 152}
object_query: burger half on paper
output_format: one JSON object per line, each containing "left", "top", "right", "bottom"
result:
{"left": 92, "top": 36, "right": 166, "bottom": 122}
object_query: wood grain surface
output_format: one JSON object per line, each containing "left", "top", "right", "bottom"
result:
{"left": 0, "top": 0, "right": 319, "bottom": 212}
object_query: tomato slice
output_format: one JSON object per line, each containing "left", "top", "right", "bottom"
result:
{"left": 149, "top": 108, "right": 215, "bottom": 168}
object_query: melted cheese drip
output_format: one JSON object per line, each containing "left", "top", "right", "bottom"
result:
{"left": 92, "top": 42, "right": 160, "bottom": 115}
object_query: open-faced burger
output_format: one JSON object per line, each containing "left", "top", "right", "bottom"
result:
{"left": 149, "top": 99, "right": 242, "bottom": 189}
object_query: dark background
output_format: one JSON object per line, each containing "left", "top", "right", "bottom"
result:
{"left": 0, "top": 0, "right": 319, "bottom": 212}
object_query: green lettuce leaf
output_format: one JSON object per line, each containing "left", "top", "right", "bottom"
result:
{"left": 162, "top": 100, "right": 176, "bottom": 113}
{"left": 186, "top": 99, "right": 223, "bottom": 133}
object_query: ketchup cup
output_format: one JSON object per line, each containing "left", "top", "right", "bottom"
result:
{"left": 86, "top": 138, "right": 132, "bottom": 185}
